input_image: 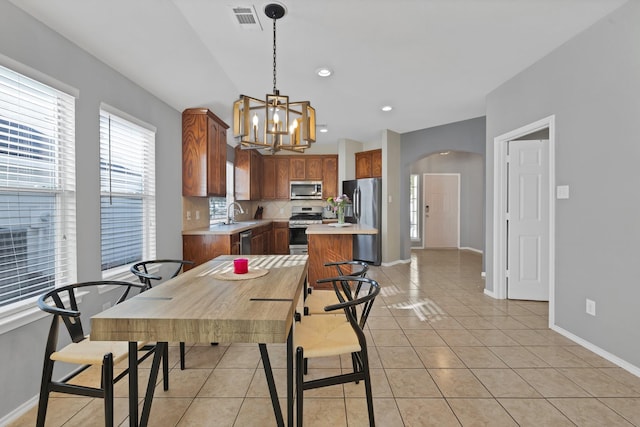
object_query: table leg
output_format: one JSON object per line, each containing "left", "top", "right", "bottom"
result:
{"left": 259, "top": 343, "right": 284, "bottom": 427}
{"left": 139, "top": 342, "right": 167, "bottom": 427}
{"left": 128, "top": 342, "right": 138, "bottom": 427}
{"left": 287, "top": 328, "right": 293, "bottom": 427}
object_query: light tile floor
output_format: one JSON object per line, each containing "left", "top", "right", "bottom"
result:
{"left": 10, "top": 249, "right": 640, "bottom": 426}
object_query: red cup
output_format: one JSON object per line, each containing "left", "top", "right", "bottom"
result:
{"left": 234, "top": 258, "right": 248, "bottom": 274}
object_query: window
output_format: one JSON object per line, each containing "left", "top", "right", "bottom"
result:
{"left": 100, "top": 106, "right": 155, "bottom": 274}
{"left": 409, "top": 174, "right": 419, "bottom": 240}
{"left": 0, "top": 64, "right": 76, "bottom": 309}
{"left": 209, "top": 161, "right": 234, "bottom": 225}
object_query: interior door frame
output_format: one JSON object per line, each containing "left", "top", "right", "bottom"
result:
{"left": 423, "top": 173, "right": 460, "bottom": 249}
{"left": 492, "top": 115, "right": 556, "bottom": 325}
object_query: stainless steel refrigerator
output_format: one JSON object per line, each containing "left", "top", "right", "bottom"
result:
{"left": 342, "top": 178, "right": 382, "bottom": 265}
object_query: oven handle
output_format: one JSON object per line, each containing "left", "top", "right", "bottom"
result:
{"left": 288, "top": 224, "right": 309, "bottom": 229}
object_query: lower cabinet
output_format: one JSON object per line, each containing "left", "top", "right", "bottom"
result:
{"left": 182, "top": 233, "right": 239, "bottom": 271}
{"left": 250, "top": 223, "right": 273, "bottom": 255}
{"left": 273, "top": 222, "right": 290, "bottom": 255}
{"left": 183, "top": 222, "right": 289, "bottom": 268}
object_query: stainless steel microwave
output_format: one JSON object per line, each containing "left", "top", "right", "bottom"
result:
{"left": 290, "top": 181, "right": 323, "bottom": 200}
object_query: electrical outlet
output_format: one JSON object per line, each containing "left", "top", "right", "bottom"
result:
{"left": 195, "top": 210, "right": 200, "bottom": 220}
{"left": 186, "top": 210, "right": 191, "bottom": 221}
{"left": 102, "top": 301, "right": 112, "bottom": 311}
{"left": 586, "top": 299, "right": 596, "bottom": 316}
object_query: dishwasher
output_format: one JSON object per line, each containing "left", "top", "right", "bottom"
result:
{"left": 239, "top": 230, "right": 252, "bottom": 255}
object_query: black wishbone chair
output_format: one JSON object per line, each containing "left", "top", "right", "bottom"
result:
{"left": 304, "top": 260, "right": 369, "bottom": 315}
{"left": 294, "top": 276, "right": 380, "bottom": 427}
{"left": 130, "top": 259, "right": 195, "bottom": 370}
{"left": 36, "top": 280, "right": 168, "bottom": 427}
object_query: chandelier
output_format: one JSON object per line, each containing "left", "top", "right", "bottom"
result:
{"left": 233, "top": 3, "right": 316, "bottom": 153}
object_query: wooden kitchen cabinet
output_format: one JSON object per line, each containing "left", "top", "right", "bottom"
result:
{"left": 249, "top": 223, "right": 272, "bottom": 255}
{"left": 290, "top": 156, "right": 323, "bottom": 181}
{"left": 182, "top": 233, "right": 239, "bottom": 270}
{"left": 234, "top": 146, "right": 262, "bottom": 201}
{"left": 322, "top": 156, "right": 338, "bottom": 198}
{"left": 262, "top": 156, "right": 290, "bottom": 200}
{"left": 355, "top": 149, "right": 382, "bottom": 179}
{"left": 182, "top": 108, "right": 228, "bottom": 197}
{"left": 272, "top": 221, "right": 290, "bottom": 255}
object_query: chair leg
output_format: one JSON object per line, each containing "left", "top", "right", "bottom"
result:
{"left": 36, "top": 358, "right": 54, "bottom": 427}
{"left": 103, "top": 353, "right": 114, "bottom": 427}
{"left": 163, "top": 344, "right": 169, "bottom": 390}
{"left": 180, "top": 342, "right": 186, "bottom": 370}
{"left": 351, "top": 353, "right": 360, "bottom": 384}
{"left": 361, "top": 349, "right": 375, "bottom": 427}
{"left": 296, "top": 347, "right": 304, "bottom": 427}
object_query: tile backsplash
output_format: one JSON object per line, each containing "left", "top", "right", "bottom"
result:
{"left": 182, "top": 197, "right": 331, "bottom": 230}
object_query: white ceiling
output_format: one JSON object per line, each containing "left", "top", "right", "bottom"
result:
{"left": 8, "top": 0, "right": 627, "bottom": 146}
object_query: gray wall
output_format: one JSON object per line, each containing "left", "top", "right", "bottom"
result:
{"left": 485, "top": 1, "right": 640, "bottom": 366}
{"left": 410, "top": 151, "right": 484, "bottom": 251}
{"left": 0, "top": 1, "right": 182, "bottom": 419}
{"left": 400, "top": 117, "right": 486, "bottom": 260}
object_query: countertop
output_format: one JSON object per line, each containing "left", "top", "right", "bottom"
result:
{"left": 305, "top": 223, "right": 378, "bottom": 235}
{"left": 182, "top": 219, "right": 277, "bottom": 235}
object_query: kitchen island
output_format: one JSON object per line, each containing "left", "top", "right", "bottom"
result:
{"left": 305, "top": 223, "right": 378, "bottom": 290}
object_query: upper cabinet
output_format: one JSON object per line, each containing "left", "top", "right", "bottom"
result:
{"left": 322, "top": 156, "right": 338, "bottom": 199}
{"left": 234, "top": 146, "right": 262, "bottom": 201}
{"left": 355, "top": 149, "right": 382, "bottom": 179}
{"left": 290, "top": 156, "right": 323, "bottom": 181}
{"left": 262, "top": 156, "right": 290, "bottom": 200}
{"left": 182, "top": 108, "right": 228, "bottom": 197}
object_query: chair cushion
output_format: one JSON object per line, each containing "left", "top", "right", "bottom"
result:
{"left": 51, "top": 336, "right": 145, "bottom": 366}
{"left": 294, "top": 315, "right": 361, "bottom": 358}
{"left": 305, "top": 289, "right": 345, "bottom": 314}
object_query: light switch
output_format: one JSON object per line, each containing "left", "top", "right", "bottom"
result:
{"left": 556, "top": 185, "right": 570, "bottom": 199}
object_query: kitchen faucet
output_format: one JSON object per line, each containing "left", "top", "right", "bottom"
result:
{"left": 226, "top": 202, "right": 245, "bottom": 224}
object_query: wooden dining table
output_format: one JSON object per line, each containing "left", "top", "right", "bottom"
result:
{"left": 91, "top": 254, "right": 308, "bottom": 427}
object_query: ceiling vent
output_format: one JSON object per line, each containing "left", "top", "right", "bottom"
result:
{"left": 230, "top": 6, "right": 263, "bottom": 30}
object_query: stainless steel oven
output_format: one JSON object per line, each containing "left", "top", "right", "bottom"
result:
{"left": 289, "top": 206, "right": 323, "bottom": 255}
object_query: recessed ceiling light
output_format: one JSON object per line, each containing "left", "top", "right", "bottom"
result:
{"left": 317, "top": 124, "right": 328, "bottom": 133}
{"left": 381, "top": 105, "right": 393, "bottom": 112}
{"left": 440, "top": 151, "right": 450, "bottom": 155}
{"left": 316, "top": 67, "right": 332, "bottom": 77}
{"left": 320, "top": 128, "right": 328, "bottom": 133}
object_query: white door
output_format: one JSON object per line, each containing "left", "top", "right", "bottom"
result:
{"left": 424, "top": 174, "right": 459, "bottom": 248}
{"left": 507, "top": 140, "right": 549, "bottom": 300}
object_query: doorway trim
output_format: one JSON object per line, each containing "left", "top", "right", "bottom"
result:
{"left": 492, "top": 115, "right": 556, "bottom": 325}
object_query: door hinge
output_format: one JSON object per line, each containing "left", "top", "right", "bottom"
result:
{"left": 505, "top": 269, "right": 510, "bottom": 278}
{"left": 505, "top": 154, "right": 511, "bottom": 163}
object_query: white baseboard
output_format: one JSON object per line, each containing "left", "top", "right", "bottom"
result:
{"left": 381, "top": 258, "right": 411, "bottom": 267}
{"left": 460, "top": 246, "right": 483, "bottom": 254}
{"left": 551, "top": 324, "right": 640, "bottom": 377}
{"left": 483, "top": 288, "right": 499, "bottom": 299}
{"left": 0, "top": 395, "right": 37, "bottom": 426}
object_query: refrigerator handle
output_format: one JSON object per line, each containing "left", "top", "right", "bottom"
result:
{"left": 355, "top": 187, "right": 361, "bottom": 220}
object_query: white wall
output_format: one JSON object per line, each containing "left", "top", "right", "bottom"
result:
{"left": 0, "top": 1, "right": 182, "bottom": 420}
{"left": 485, "top": 1, "right": 640, "bottom": 367}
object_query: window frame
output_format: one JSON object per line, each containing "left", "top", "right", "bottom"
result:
{"left": 409, "top": 174, "right": 420, "bottom": 241}
{"left": 0, "top": 58, "right": 78, "bottom": 328}
{"left": 99, "top": 104, "right": 156, "bottom": 279}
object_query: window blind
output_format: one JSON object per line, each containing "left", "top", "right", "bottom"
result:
{"left": 0, "top": 65, "right": 76, "bottom": 309}
{"left": 99, "top": 109, "right": 155, "bottom": 273}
